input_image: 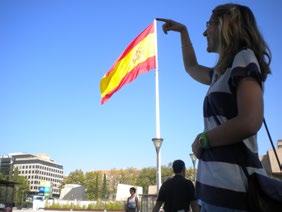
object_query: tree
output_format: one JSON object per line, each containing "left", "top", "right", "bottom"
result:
{"left": 101, "top": 173, "right": 108, "bottom": 200}
{"left": 161, "top": 165, "right": 173, "bottom": 182}
{"left": 0, "top": 172, "right": 4, "bottom": 180}
{"left": 185, "top": 167, "right": 196, "bottom": 182}
{"left": 107, "top": 169, "right": 122, "bottom": 200}
{"left": 94, "top": 173, "right": 100, "bottom": 200}
{"left": 136, "top": 167, "right": 155, "bottom": 194}
{"left": 11, "top": 168, "right": 29, "bottom": 207}
{"left": 64, "top": 165, "right": 196, "bottom": 199}
{"left": 64, "top": 169, "right": 85, "bottom": 185}
{"left": 84, "top": 171, "right": 97, "bottom": 200}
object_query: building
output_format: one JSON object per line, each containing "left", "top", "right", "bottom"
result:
{"left": 0, "top": 156, "right": 13, "bottom": 176}
{"left": 59, "top": 184, "right": 87, "bottom": 200}
{"left": 0, "top": 153, "right": 64, "bottom": 198}
{"left": 261, "top": 140, "right": 282, "bottom": 180}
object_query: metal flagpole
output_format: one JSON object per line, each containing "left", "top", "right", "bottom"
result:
{"left": 152, "top": 19, "right": 163, "bottom": 193}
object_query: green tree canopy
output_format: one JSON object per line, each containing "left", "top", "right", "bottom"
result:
{"left": 64, "top": 165, "right": 197, "bottom": 199}
{"left": 64, "top": 169, "right": 85, "bottom": 185}
{"left": 136, "top": 167, "right": 155, "bottom": 194}
{"left": 101, "top": 173, "right": 108, "bottom": 200}
{"left": 11, "top": 168, "right": 29, "bottom": 207}
{"left": 84, "top": 171, "right": 98, "bottom": 200}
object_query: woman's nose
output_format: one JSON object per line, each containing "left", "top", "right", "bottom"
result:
{"left": 203, "top": 29, "right": 207, "bottom": 37}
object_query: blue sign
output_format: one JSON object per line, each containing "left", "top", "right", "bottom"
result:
{"left": 38, "top": 186, "right": 51, "bottom": 197}
{"left": 38, "top": 187, "right": 45, "bottom": 192}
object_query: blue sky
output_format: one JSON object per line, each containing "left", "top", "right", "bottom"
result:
{"left": 1, "top": 0, "right": 281, "bottom": 175}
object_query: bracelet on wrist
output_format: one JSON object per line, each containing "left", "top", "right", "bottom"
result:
{"left": 199, "top": 132, "right": 210, "bottom": 149}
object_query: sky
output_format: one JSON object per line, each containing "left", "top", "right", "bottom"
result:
{"left": 1, "top": 0, "right": 281, "bottom": 175}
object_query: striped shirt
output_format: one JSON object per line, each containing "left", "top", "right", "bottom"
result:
{"left": 196, "top": 49, "right": 267, "bottom": 211}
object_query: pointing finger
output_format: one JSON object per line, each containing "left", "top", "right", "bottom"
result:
{"left": 156, "top": 18, "right": 170, "bottom": 23}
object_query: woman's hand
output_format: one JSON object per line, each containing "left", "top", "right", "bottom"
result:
{"left": 156, "top": 18, "right": 187, "bottom": 34}
{"left": 192, "top": 134, "right": 202, "bottom": 159}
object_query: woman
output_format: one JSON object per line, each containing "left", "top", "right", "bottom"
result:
{"left": 157, "top": 3, "right": 271, "bottom": 211}
{"left": 125, "top": 187, "right": 140, "bottom": 212}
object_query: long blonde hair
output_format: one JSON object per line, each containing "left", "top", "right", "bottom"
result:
{"left": 212, "top": 4, "right": 271, "bottom": 81}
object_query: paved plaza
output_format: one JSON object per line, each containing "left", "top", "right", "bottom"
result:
{"left": 13, "top": 210, "right": 70, "bottom": 212}
{"left": 13, "top": 208, "right": 113, "bottom": 212}
{"left": 12, "top": 209, "right": 107, "bottom": 212}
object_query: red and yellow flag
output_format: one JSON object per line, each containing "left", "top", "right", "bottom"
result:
{"left": 100, "top": 22, "right": 157, "bottom": 104}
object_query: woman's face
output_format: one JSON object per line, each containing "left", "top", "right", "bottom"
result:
{"left": 130, "top": 189, "right": 135, "bottom": 194}
{"left": 203, "top": 15, "right": 220, "bottom": 53}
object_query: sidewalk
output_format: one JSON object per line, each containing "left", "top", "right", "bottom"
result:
{"left": 12, "top": 209, "right": 120, "bottom": 212}
{"left": 13, "top": 210, "right": 72, "bottom": 212}
{"left": 12, "top": 210, "right": 105, "bottom": 212}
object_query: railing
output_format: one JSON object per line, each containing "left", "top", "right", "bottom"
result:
{"left": 140, "top": 194, "right": 157, "bottom": 212}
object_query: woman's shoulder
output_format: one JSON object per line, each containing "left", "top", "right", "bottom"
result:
{"left": 231, "top": 48, "right": 259, "bottom": 70}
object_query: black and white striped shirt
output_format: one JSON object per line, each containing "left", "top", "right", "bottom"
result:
{"left": 196, "top": 48, "right": 267, "bottom": 211}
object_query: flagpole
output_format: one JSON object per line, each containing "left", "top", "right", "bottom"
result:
{"left": 154, "top": 19, "right": 160, "bottom": 139}
{"left": 152, "top": 19, "right": 163, "bottom": 193}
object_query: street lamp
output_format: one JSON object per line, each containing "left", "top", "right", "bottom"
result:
{"left": 152, "top": 137, "right": 163, "bottom": 192}
{"left": 189, "top": 153, "right": 197, "bottom": 183}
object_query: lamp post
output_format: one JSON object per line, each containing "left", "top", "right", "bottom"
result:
{"left": 189, "top": 153, "right": 197, "bottom": 183}
{"left": 152, "top": 138, "right": 163, "bottom": 192}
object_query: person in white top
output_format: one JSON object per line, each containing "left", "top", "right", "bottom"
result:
{"left": 125, "top": 187, "right": 140, "bottom": 212}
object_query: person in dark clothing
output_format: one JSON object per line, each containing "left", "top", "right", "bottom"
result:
{"left": 153, "top": 160, "right": 199, "bottom": 212}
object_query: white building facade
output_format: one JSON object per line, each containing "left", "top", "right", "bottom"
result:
{"left": 1, "top": 153, "right": 64, "bottom": 197}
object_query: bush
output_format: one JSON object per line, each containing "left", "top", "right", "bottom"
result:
{"left": 46, "top": 201, "right": 124, "bottom": 211}
{"left": 16, "top": 201, "right": 32, "bottom": 209}
{"left": 105, "top": 201, "right": 123, "bottom": 210}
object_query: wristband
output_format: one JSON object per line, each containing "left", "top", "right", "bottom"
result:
{"left": 199, "top": 132, "right": 210, "bottom": 149}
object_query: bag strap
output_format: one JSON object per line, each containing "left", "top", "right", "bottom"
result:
{"left": 263, "top": 118, "right": 282, "bottom": 170}
{"left": 242, "top": 166, "right": 249, "bottom": 178}
{"left": 242, "top": 118, "right": 281, "bottom": 177}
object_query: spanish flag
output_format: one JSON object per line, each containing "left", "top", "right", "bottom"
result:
{"left": 100, "top": 21, "right": 157, "bottom": 104}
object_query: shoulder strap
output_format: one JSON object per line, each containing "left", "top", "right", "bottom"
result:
{"left": 263, "top": 118, "right": 282, "bottom": 170}
{"left": 243, "top": 118, "right": 281, "bottom": 178}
